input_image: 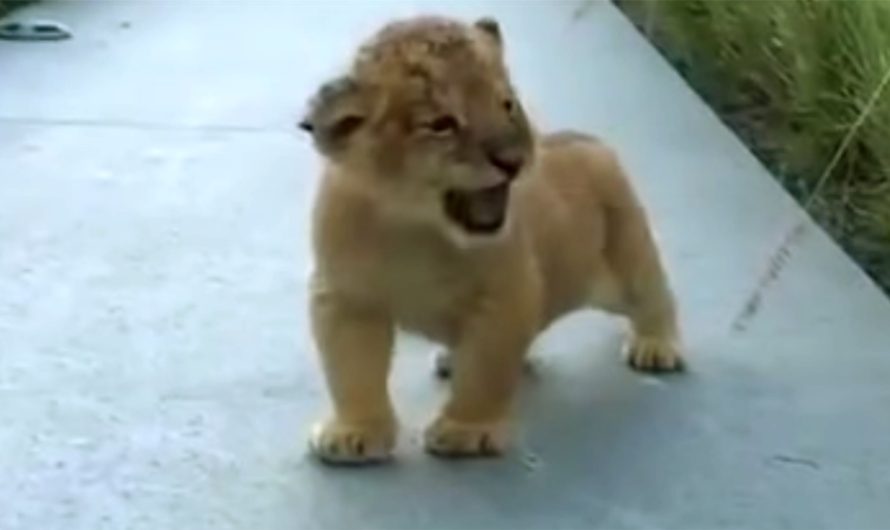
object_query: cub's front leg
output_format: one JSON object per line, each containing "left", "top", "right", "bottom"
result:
{"left": 309, "top": 283, "right": 397, "bottom": 465}
{"left": 424, "top": 281, "right": 539, "bottom": 458}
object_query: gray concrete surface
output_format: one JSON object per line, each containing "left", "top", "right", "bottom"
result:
{"left": 2, "top": 1, "right": 889, "bottom": 529}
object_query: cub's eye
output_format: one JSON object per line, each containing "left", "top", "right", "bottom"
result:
{"left": 502, "top": 98, "right": 515, "bottom": 113}
{"left": 426, "top": 115, "right": 460, "bottom": 134}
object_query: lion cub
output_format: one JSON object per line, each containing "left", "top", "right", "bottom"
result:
{"left": 299, "top": 15, "right": 683, "bottom": 465}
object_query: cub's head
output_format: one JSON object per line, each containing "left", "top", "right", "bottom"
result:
{"left": 300, "top": 16, "right": 534, "bottom": 240}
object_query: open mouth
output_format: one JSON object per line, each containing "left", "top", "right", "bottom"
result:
{"left": 442, "top": 182, "right": 511, "bottom": 235}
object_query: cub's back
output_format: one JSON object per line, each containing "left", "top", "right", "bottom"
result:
{"left": 518, "top": 131, "right": 642, "bottom": 322}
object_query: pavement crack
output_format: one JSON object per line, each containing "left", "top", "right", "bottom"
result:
{"left": 0, "top": 116, "right": 294, "bottom": 135}
{"left": 768, "top": 454, "right": 821, "bottom": 470}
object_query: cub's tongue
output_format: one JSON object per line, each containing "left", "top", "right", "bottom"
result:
{"left": 465, "top": 186, "right": 506, "bottom": 225}
{"left": 443, "top": 182, "right": 510, "bottom": 233}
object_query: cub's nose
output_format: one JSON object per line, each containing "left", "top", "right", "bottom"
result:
{"left": 486, "top": 149, "right": 524, "bottom": 180}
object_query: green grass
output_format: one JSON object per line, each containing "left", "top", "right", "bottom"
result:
{"left": 615, "top": 0, "right": 890, "bottom": 293}
{"left": 0, "top": 0, "right": 33, "bottom": 17}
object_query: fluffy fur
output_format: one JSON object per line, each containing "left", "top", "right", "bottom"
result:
{"left": 301, "top": 15, "right": 683, "bottom": 464}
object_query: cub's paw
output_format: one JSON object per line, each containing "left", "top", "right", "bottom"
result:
{"left": 624, "top": 335, "right": 685, "bottom": 372}
{"left": 433, "top": 350, "right": 454, "bottom": 379}
{"left": 424, "top": 416, "right": 510, "bottom": 458}
{"left": 308, "top": 418, "right": 396, "bottom": 466}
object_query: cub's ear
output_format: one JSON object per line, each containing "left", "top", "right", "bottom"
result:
{"left": 474, "top": 17, "right": 502, "bottom": 50}
{"left": 298, "top": 75, "right": 367, "bottom": 156}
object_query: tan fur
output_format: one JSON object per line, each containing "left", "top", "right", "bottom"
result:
{"left": 302, "top": 16, "right": 683, "bottom": 464}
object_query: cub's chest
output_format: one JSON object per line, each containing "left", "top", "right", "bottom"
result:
{"left": 380, "top": 238, "right": 475, "bottom": 311}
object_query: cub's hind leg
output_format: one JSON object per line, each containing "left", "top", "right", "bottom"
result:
{"left": 587, "top": 161, "right": 684, "bottom": 372}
